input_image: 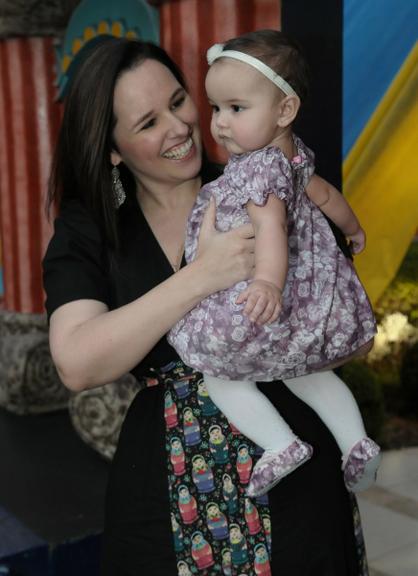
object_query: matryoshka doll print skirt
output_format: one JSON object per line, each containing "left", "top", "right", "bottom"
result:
{"left": 157, "top": 360, "right": 272, "bottom": 576}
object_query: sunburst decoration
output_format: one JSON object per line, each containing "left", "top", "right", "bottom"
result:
{"left": 59, "top": 19, "right": 140, "bottom": 75}
{"left": 55, "top": 0, "right": 160, "bottom": 100}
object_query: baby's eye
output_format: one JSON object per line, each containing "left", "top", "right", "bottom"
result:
{"left": 210, "top": 104, "right": 220, "bottom": 113}
{"left": 231, "top": 104, "right": 244, "bottom": 112}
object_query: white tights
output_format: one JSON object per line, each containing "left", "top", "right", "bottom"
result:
{"left": 204, "top": 371, "right": 367, "bottom": 458}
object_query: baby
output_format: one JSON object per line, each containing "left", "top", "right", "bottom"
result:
{"left": 169, "top": 30, "right": 380, "bottom": 497}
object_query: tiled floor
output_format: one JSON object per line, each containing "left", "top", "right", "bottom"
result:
{"left": 358, "top": 447, "right": 418, "bottom": 576}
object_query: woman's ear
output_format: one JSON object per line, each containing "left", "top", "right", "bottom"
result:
{"left": 110, "top": 150, "right": 122, "bottom": 167}
{"left": 277, "top": 95, "right": 301, "bottom": 128}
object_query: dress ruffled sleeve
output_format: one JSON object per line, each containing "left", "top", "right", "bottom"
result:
{"left": 228, "top": 147, "right": 294, "bottom": 208}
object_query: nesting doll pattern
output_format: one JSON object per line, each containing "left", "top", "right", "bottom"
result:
{"left": 160, "top": 360, "right": 272, "bottom": 575}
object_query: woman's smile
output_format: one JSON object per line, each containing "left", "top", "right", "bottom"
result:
{"left": 162, "top": 136, "right": 194, "bottom": 160}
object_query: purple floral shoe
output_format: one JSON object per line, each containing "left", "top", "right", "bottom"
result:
{"left": 246, "top": 439, "right": 313, "bottom": 498}
{"left": 343, "top": 437, "right": 381, "bottom": 493}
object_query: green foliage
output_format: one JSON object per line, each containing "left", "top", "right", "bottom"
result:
{"left": 361, "top": 240, "right": 418, "bottom": 444}
{"left": 375, "top": 241, "right": 418, "bottom": 324}
{"left": 339, "top": 361, "right": 386, "bottom": 442}
{"left": 367, "top": 356, "right": 403, "bottom": 413}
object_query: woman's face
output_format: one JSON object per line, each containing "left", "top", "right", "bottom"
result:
{"left": 112, "top": 59, "right": 202, "bottom": 192}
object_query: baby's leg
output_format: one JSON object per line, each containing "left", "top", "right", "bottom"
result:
{"left": 284, "top": 371, "right": 381, "bottom": 492}
{"left": 204, "top": 374, "right": 313, "bottom": 497}
{"left": 204, "top": 375, "right": 296, "bottom": 452}
{"left": 283, "top": 371, "right": 366, "bottom": 455}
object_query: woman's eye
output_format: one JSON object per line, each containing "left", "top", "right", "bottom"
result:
{"left": 232, "top": 105, "right": 243, "bottom": 112}
{"left": 171, "top": 95, "right": 186, "bottom": 110}
{"left": 141, "top": 118, "right": 156, "bottom": 130}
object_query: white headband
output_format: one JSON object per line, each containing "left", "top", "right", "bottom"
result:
{"left": 206, "top": 43, "right": 298, "bottom": 98}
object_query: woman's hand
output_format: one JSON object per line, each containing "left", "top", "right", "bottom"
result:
{"left": 196, "top": 198, "right": 255, "bottom": 292}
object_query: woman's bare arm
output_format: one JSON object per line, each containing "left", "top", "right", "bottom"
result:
{"left": 49, "top": 201, "right": 255, "bottom": 391}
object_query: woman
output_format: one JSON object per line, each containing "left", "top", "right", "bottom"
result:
{"left": 43, "top": 37, "right": 368, "bottom": 575}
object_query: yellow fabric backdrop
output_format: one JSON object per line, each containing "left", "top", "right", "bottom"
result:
{"left": 343, "top": 43, "right": 418, "bottom": 304}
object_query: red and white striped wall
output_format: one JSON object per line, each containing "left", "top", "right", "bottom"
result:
{"left": 0, "top": 37, "right": 62, "bottom": 313}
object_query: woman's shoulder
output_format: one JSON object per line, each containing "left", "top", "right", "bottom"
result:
{"left": 55, "top": 197, "right": 103, "bottom": 242}
{"left": 43, "top": 197, "right": 107, "bottom": 277}
{"left": 43, "top": 198, "right": 110, "bottom": 320}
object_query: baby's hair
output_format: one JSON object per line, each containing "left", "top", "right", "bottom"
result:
{"left": 222, "top": 29, "right": 310, "bottom": 104}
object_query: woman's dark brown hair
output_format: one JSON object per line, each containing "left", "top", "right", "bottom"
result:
{"left": 47, "top": 37, "right": 188, "bottom": 249}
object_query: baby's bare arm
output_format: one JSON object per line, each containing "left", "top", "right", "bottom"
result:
{"left": 306, "top": 175, "right": 366, "bottom": 253}
{"left": 236, "top": 195, "right": 287, "bottom": 324}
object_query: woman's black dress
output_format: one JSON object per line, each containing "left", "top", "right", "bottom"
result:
{"left": 43, "top": 193, "right": 368, "bottom": 576}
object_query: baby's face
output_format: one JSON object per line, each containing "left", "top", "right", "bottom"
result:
{"left": 205, "top": 58, "right": 283, "bottom": 155}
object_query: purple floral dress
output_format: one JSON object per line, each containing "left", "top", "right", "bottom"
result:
{"left": 169, "top": 136, "right": 376, "bottom": 381}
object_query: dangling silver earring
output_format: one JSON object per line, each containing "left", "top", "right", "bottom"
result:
{"left": 111, "top": 165, "right": 126, "bottom": 208}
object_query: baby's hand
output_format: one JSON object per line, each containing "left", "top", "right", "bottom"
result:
{"left": 348, "top": 227, "right": 366, "bottom": 254}
{"left": 236, "top": 279, "right": 282, "bottom": 325}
